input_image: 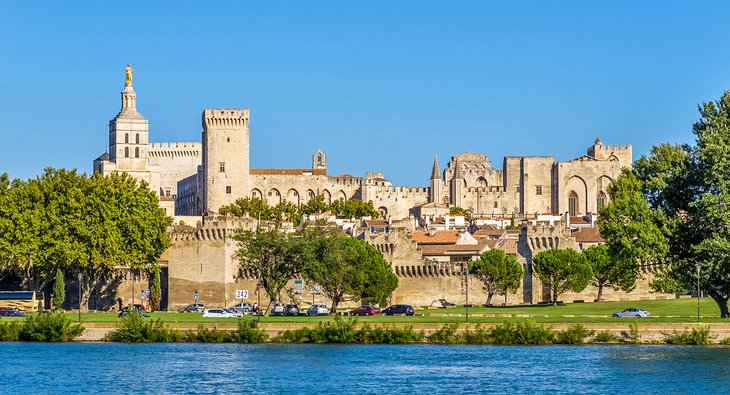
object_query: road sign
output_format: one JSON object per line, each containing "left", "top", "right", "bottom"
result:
{"left": 194, "top": 292, "right": 199, "bottom": 300}
{"left": 139, "top": 293, "right": 144, "bottom": 300}
{"left": 145, "top": 289, "right": 150, "bottom": 296}
{"left": 294, "top": 280, "right": 304, "bottom": 295}
{"left": 310, "top": 285, "right": 321, "bottom": 294}
{"left": 235, "top": 290, "right": 249, "bottom": 299}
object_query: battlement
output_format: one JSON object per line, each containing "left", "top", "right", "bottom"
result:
{"left": 168, "top": 215, "right": 256, "bottom": 242}
{"left": 595, "top": 143, "right": 631, "bottom": 151}
{"left": 203, "top": 108, "right": 250, "bottom": 128}
{"left": 370, "top": 185, "right": 430, "bottom": 195}
{"left": 465, "top": 186, "right": 504, "bottom": 193}
{"left": 149, "top": 142, "right": 201, "bottom": 150}
{"left": 149, "top": 142, "right": 202, "bottom": 158}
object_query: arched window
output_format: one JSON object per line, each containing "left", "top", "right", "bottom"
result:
{"left": 597, "top": 191, "right": 607, "bottom": 210}
{"left": 317, "top": 153, "right": 323, "bottom": 166}
{"left": 124, "top": 147, "right": 129, "bottom": 157}
{"left": 135, "top": 147, "right": 140, "bottom": 158}
{"left": 135, "top": 134, "right": 140, "bottom": 144}
{"left": 568, "top": 191, "right": 579, "bottom": 216}
{"left": 124, "top": 133, "right": 129, "bottom": 144}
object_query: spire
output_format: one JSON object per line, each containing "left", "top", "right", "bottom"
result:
{"left": 595, "top": 136, "right": 603, "bottom": 145}
{"left": 453, "top": 159, "right": 464, "bottom": 180}
{"left": 430, "top": 155, "right": 440, "bottom": 180}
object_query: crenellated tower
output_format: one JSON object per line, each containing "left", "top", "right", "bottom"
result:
{"left": 202, "top": 107, "right": 250, "bottom": 213}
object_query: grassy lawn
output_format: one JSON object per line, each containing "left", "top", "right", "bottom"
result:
{"left": 24, "top": 297, "right": 723, "bottom": 325}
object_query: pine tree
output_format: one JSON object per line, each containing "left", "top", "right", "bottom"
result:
{"left": 52, "top": 268, "right": 65, "bottom": 311}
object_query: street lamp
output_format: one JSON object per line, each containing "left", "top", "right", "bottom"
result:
{"left": 78, "top": 272, "right": 82, "bottom": 323}
{"left": 696, "top": 263, "right": 701, "bottom": 324}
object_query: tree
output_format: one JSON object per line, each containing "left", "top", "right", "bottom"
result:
{"left": 232, "top": 228, "right": 309, "bottom": 314}
{"left": 303, "top": 234, "right": 397, "bottom": 312}
{"left": 596, "top": 169, "right": 669, "bottom": 300}
{"left": 449, "top": 206, "right": 471, "bottom": 220}
{"left": 52, "top": 268, "right": 65, "bottom": 311}
{"left": 329, "top": 199, "right": 379, "bottom": 219}
{"left": 532, "top": 248, "right": 593, "bottom": 305}
{"left": 634, "top": 91, "right": 730, "bottom": 317}
{"left": 150, "top": 268, "right": 161, "bottom": 312}
{"left": 468, "top": 249, "right": 524, "bottom": 305}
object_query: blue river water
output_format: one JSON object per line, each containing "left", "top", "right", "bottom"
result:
{"left": 3, "top": 343, "right": 730, "bottom": 394}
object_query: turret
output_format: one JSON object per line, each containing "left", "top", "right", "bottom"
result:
{"left": 429, "top": 155, "right": 443, "bottom": 203}
{"left": 450, "top": 159, "right": 464, "bottom": 207}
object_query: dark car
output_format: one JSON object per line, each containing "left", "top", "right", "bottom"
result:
{"left": 284, "top": 304, "right": 300, "bottom": 316}
{"left": 118, "top": 305, "right": 150, "bottom": 318}
{"left": 381, "top": 304, "right": 414, "bottom": 316}
{"left": 184, "top": 303, "right": 205, "bottom": 312}
{"left": 0, "top": 307, "right": 24, "bottom": 317}
{"left": 349, "top": 305, "right": 380, "bottom": 316}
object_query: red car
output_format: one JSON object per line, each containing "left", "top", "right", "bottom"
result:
{"left": 349, "top": 305, "right": 380, "bottom": 316}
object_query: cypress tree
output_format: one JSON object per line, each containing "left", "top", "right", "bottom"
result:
{"left": 150, "top": 268, "right": 161, "bottom": 312}
{"left": 52, "top": 268, "right": 65, "bottom": 311}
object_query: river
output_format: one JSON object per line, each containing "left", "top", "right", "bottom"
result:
{"left": 3, "top": 343, "right": 729, "bottom": 394}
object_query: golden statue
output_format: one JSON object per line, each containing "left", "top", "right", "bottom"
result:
{"left": 125, "top": 64, "right": 133, "bottom": 87}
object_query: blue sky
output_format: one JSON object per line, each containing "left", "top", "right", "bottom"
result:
{"left": 1, "top": 1, "right": 729, "bottom": 185}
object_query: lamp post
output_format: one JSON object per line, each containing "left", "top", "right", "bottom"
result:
{"left": 78, "top": 272, "right": 82, "bottom": 323}
{"left": 696, "top": 263, "right": 701, "bottom": 324}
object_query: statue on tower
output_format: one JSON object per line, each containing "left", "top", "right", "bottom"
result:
{"left": 125, "top": 64, "right": 133, "bottom": 87}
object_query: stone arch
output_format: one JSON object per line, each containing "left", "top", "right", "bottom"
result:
{"left": 378, "top": 206, "right": 388, "bottom": 218}
{"left": 475, "top": 177, "right": 488, "bottom": 187}
{"left": 251, "top": 188, "right": 262, "bottom": 199}
{"left": 306, "top": 189, "right": 315, "bottom": 202}
{"left": 287, "top": 189, "right": 300, "bottom": 205}
{"left": 124, "top": 147, "right": 129, "bottom": 158}
{"left": 135, "top": 133, "right": 140, "bottom": 144}
{"left": 596, "top": 175, "right": 612, "bottom": 210}
{"left": 323, "top": 189, "right": 332, "bottom": 204}
{"left": 566, "top": 175, "right": 588, "bottom": 215}
{"left": 338, "top": 190, "right": 347, "bottom": 201}
{"left": 597, "top": 191, "right": 607, "bottom": 210}
{"left": 267, "top": 188, "right": 281, "bottom": 205}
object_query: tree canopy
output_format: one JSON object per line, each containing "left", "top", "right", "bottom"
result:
{"left": 468, "top": 249, "right": 524, "bottom": 306}
{"left": 219, "top": 196, "right": 379, "bottom": 226}
{"left": 532, "top": 248, "right": 592, "bottom": 305}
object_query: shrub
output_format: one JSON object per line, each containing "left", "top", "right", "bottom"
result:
{"left": 358, "top": 325, "right": 423, "bottom": 344}
{"left": 428, "top": 323, "right": 461, "bottom": 344}
{"left": 555, "top": 324, "right": 594, "bottom": 344}
{"left": 188, "top": 326, "right": 233, "bottom": 343}
{"left": 107, "top": 313, "right": 177, "bottom": 342}
{"left": 488, "top": 320, "right": 553, "bottom": 344}
{"left": 719, "top": 337, "right": 730, "bottom": 345}
{"left": 0, "top": 321, "right": 22, "bottom": 341}
{"left": 662, "top": 327, "right": 713, "bottom": 345}
{"left": 461, "top": 325, "right": 491, "bottom": 344}
{"left": 20, "top": 313, "right": 84, "bottom": 342}
{"left": 273, "top": 318, "right": 424, "bottom": 344}
{"left": 626, "top": 320, "right": 640, "bottom": 344}
{"left": 593, "top": 330, "right": 620, "bottom": 343}
{"left": 232, "top": 320, "right": 268, "bottom": 343}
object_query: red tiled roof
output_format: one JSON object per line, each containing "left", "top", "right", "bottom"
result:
{"left": 572, "top": 227, "right": 604, "bottom": 242}
{"left": 411, "top": 230, "right": 461, "bottom": 244}
{"left": 364, "top": 220, "right": 388, "bottom": 227}
{"left": 418, "top": 241, "right": 492, "bottom": 255}
{"left": 570, "top": 216, "right": 590, "bottom": 224}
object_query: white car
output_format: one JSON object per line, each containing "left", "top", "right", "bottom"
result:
{"left": 202, "top": 308, "right": 241, "bottom": 318}
{"left": 307, "top": 304, "right": 330, "bottom": 316}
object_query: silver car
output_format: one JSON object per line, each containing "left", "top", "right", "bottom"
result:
{"left": 307, "top": 304, "right": 329, "bottom": 316}
{"left": 612, "top": 308, "right": 650, "bottom": 318}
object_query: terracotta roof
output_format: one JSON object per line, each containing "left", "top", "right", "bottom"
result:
{"left": 364, "top": 220, "right": 388, "bottom": 227}
{"left": 418, "top": 241, "right": 491, "bottom": 255}
{"left": 249, "top": 168, "right": 326, "bottom": 176}
{"left": 472, "top": 226, "right": 505, "bottom": 238}
{"left": 411, "top": 230, "right": 461, "bottom": 244}
{"left": 570, "top": 216, "right": 590, "bottom": 224}
{"left": 500, "top": 239, "right": 518, "bottom": 255}
{"left": 572, "top": 227, "right": 604, "bottom": 243}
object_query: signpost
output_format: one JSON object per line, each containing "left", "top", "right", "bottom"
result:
{"left": 235, "top": 290, "right": 249, "bottom": 300}
{"left": 294, "top": 280, "right": 304, "bottom": 295}
{"left": 193, "top": 291, "right": 199, "bottom": 307}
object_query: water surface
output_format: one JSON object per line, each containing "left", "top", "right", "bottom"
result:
{"left": 4, "top": 343, "right": 730, "bottom": 394}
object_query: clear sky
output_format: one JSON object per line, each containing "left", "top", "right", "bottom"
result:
{"left": 1, "top": 1, "right": 729, "bottom": 186}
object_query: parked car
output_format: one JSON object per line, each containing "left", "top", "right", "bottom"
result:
{"left": 284, "top": 304, "right": 300, "bottom": 316}
{"left": 431, "top": 299, "right": 456, "bottom": 308}
{"left": 0, "top": 307, "right": 24, "bottom": 317}
{"left": 118, "top": 305, "right": 150, "bottom": 318}
{"left": 184, "top": 303, "right": 205, "bottom": 312}
{"left": 612, "top": 308, "right": 650, "bottom": 318}
{"left": 349, "top": 305, "right": 380, "bottom": 316}
{"left": 202, "top": 308, "right": 241, "bottom": 318}
{"left": 229, "top": 303, "right": 253, "bottom": 314}
{"left": 381, "top": 304, "right": 414, "bottom": 316}
{"left": 271, "top": 302, "right": 285, "bottom": 316}
{"left": 307, "top": 304, "right": 330, "bottom": 316}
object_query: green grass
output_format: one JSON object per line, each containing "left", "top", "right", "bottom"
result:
{"left": 4, "top": 297, "right": 722, "bottom": 324}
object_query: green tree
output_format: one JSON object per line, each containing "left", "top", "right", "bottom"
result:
{"left": 304, "top": 235, "right": 397, "bottom": 312}
{"left": 449, "top": 206, "right": 471, "bottom": 220}
{"left": 532, "top": 248, "right": 593, "bottom": 305}
{"left": 219, "top": 197, "right": 270, "bottom": 220}
{"left": 330, "top": 199, "right": 379, "bottom": 219}
{"left": 232, "top": 228, "right": 309, "bottom": 314}
{"left": 150, "top": 267, "right": 161, "bottom": 312}
{"left": 640, "top": 91, "right": 730, "bottom": 317}
{"left": 596, "top": 169, "right": 669, "bottom": 300}
{"left": 52, "top": 268, "right": 65, "bottom": 311}
{"left": 468, "top": 249, "right": 524, "bottom": 305}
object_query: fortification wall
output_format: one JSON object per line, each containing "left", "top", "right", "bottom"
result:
{"left": 249, "top": 174, "right": 361, "bottom": 206}
{"left": 149, "top": 142, "right": 201, "bottom": 197}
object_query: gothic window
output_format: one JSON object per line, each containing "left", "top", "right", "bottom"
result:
{"left": 124, "top": 147, "right": 129, "bottom": 158}
{"left": 569, "top": 191, "right": 579, "bottom": 216}
{"left": 124, "top": 133, "right": 129, "bottom": 144}
{"left": 597, "top": 191, "right": 607, "bottom": 209}
{"left": 135, "top": 134, "right": 140, "bottom": 144}
{"left": 536, "top": 186, "right": 542, "bottom": 195}
{"left": 219, "top": 162, "right": 226, "bottom": 173}
{"left": 226, "top": 186, "right": 232, "bottom": 194}
{"left": 135, "top": 147, "right": 139, "bottom": 158}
